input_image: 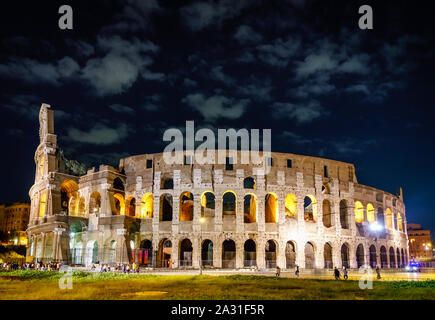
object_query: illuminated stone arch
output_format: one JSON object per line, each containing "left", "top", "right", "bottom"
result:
{"left": 389, "top": 246, "right": 396, "bottom": 267}
{"left": 222, "top": 238, "right": 236, "bottom": 269}
{"left": 244, "top": 193, "right": 257, "bottom": 223}
{"left": 140, "top": 193, "right": 153, "bottom": 218}
{"left": 285, "top": 194, "right": 297, "bottom": 218}
{"left": 366, "top": 203, "right": 375, "bottom": 223}
{"left": 397, "top": 212, "right": 403, "bottom": 231}
{"left": 354, "top": 201, "right": 364, "bottom": 223}
{"left": 69, "top": 195, "right": 79, "bottom": 216}
{"left": 78, "top": 196, "right": 86, "bottom": 217}
{"left": 89, "top": 192, "right": 101, "bottom": 215}
{"left": 113, "top": 193, "right": 125, "bottom": 215}
{"left": 39, "top": 193, "right": 47, "bottom": 218}
{"left": 179, "top": 191, "right": 194, "bottom": 221}
{"left": 222, "top": 190, "right": 236, "bottom": 216}
{"left": 60, "top": 180, "right": 79, "bottom": 213}
{"left": 385, "top": 208, "right": 393, "bottom": 229}
{"left": 201, "top": 191, "right": 215, "bottom": 219}
{"left": 265, "top": 192, "right": 278, "bottom": 223}
{"left": 304, "top": 195, "right": 317, "bottom": 222}
{"left": 125, "top": 196, "right": 136, "bottom": 217}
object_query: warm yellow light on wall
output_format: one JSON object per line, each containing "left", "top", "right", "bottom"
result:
{"left": 114, "top": 193, "right": 125, "bottom": 215}
{"left": 366, "top": 203, "right": 375, "bottom": 222}
{"left": 354, "top": 201, "right": 364, "bottom": 223}
{"left": 285, "top": 194, "right": 297, "bottom": 217}
{"left": 141, "top": 193, "right": 153, "bottom": 218}
{"left": 385, "top": 208, "right": 393, "bottom": 229}
{"left": 39, "top": 193, "right": 46, "bottom": 217}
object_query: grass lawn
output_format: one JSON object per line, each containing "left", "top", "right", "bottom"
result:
{"left": 0, "top": 271, "right": 434, "bottom": 300}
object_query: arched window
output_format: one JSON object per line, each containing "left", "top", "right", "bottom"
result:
{"left": 244, "top": 239, "right": 256, "bottom": 267}
{"left": 126, "top": 197, "right": 136, "bottom": 217}
{"left": 243, "top": 177, "right": 256, "bottom": 189}
{"left": 244, "top": 194, "right": 257, "bottom": 223}
{"left": 201, "top": 191, "right": 215, "bottom": 218}
{"left": 113, "top": 178, "right": 124, "bottom": 191}
{"left": 222, "top": 191, "right": 236, "bottom": 216}
{"left": 285, "top": 194, "right": 297, "bottom": 218}
{"left": 354, "top": 201, "right": 364, "bottom": 223}
{"left": 397, "top": 212, "right": 403, "bottom": 231}
{"left": 324, "top": 243, "right": 333, "bottom": 269}
{"left": 265, "top": 240, "right": 277, "bottom": 268}
{"left": 322, "top": 199, "right": 332, "bottom": 227}
{"left": 140, "top": 193, "right": 153, "bottom": 218}
{"left": 61, "top": 180, "right": 79, "bottom": 213}
{"left": 161, "top": 177, "right": 173, "bottom": 190}
{"left": 389, "top": 247, "right": 396, "bottom": 268}
{"left": 366, "top": 203, "right": 375, "bottom": 222}
{"left": 160, "top": 194, "right": 173, "bottom": 221}
{"left": 39, "top": 193, "right": 47, "bottom": 218}
{"left": 201, "top": 239, "right": 213, "bottom": 267}
{"left": 180, "top": 192, "right": 194, "bottom": 221}
{"left": 341, "top": 243, "right": 350, "bottom": 268}
{"left": 222, "top": 239, "right": 236, "bottom": 269}
{"left": 286, "top": 241, "right": 296, "bottom": 268}
{"left": 78, "top": 197, "right": 86, "bottom": 217}
{"left": 305, "top": 242, "right": 315, "bottom": 269}
{"left": 89, "top": 192, "right": 101, "bottom": 214}
{"left": 369, "top": 245, "right": 377, "bottom": 268}
{"left": 113, "top": 193, "right": 125, "bottom": 215}
{"left": 321, "top": 184, "right": 329, "bottom": 194}
{"left": 179, "top": 239, "right": 193, "bottom": 266}
{"left": 356, "top": 244, "right": 365, "bottom": 268}
{"left": 340, "top": 200, "right": 349, "bottom": 229}
{"left": 385, "top": 208, "right": 393, "bottom": 229}
{"left": 265, "top": 193, "right": 278, "bottom": 223}
{"left": 304, "top": 195, "right": 317, "bottom": 222}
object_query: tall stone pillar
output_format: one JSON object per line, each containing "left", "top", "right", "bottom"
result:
{"left": 235, "top": 241, "right": 243, "bottom": 269}
{"left": 40, "top": 232, "right": 47, "bottom": 262}
{"left": 172, "top": 236, "right": 179, "bottom": 269}
{"left": 257, "top": 238, "right": 265, "bottom": 269}
{"left": 192, "top": 237, "right": 200, "bottom": 268}
{"left": 214, "top": 192, "right": 223, "bottom": 232}
{"left": 236, "top": 195, "right": 244, "bottom": 233}
{"left": 277, "top": 241, "right": 286, "bottom": 269}
{"left": 100, "top": 183, "right": 111, "bottom": 217}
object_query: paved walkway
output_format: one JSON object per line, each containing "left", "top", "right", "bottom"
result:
{"left": 76, "top": 267, "right": 435, "bottom": 281}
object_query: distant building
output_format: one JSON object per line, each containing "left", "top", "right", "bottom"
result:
{"left": 0, "top": 202, "right": 30, "bottom": 246}
{"left": 407, "top": 223, "right": 432, "bottom": 259}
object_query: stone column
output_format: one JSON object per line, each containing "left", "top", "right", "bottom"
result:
{"left": 349, "top": 244, "right": 358, "bottom": 269}
{"left": 214, "top": 193, "right": 223, "bottom": 232}
{"left": 40, "top": 232, "right": 47, "bottom": 262}
{"left": 296, "top": 241, "right": 305, "bottom": 269}
{"left": 171, "top": 236, "right": 179, "bottom": 269}
{"left": 235, "top": 240, "right": 243, "bottom": 269}
{"left": 172, "top": 193, "right": 179, "bottom": 233}
{"left": 100, "top": 183, "right": 111, "bottom": 217}
{"left": 213, "top": 239, "right": 222, "bottom": 268}
{"left": 192, "top": 237, "right": 200, "bottom": 268}
{"left": 257, "top": 238, "right": 265, "bottom": 269}
{"left": 236, "top": 195, "right": 244, "bottom": 233}
{"left": 277, "top": 241, "right": 286, "bottom": 269}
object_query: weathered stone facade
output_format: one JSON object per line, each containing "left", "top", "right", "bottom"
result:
{"left": 27, "top": 104, "right": 409, "bottom": 269}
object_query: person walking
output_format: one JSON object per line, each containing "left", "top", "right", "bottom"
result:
{"left": 376, "top": 266, "right": 381, "bottom": 279}
{"left": 295, "top": 265, "right": 299, "bottom": 277}
{"left": 275, "top": 265, "right": 281, "bottom": 277}
{"left": 334, "top": 267, "right": 340, "bottom": 280}
{"left": 343, "top": 266, "right": 348, "bottom": 280}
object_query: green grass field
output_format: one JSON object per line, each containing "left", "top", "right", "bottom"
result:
{"left": 0, "top": 271, "right": 434, "bottom": 300}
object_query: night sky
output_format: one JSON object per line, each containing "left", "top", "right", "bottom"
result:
{"left": 0, "top": 1, "right": 434, "bottom": 238}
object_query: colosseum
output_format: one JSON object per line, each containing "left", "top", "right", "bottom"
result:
{"left": 27, "top": 104, "right": 409, "bottom": 270}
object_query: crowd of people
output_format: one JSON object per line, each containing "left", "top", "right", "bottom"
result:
{"left": 1, "top": 261, "right": 63, "bottom": 271}
{"left": 91, "top": 262, "right": 140, "bottom": 273}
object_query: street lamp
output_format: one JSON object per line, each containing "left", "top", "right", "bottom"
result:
{"left": 199, "top": 216, "right": 205, "bottom": 275}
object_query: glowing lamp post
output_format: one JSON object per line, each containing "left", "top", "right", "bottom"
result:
{"left": 199, "top": 216, "right": 205, "bottom": 275}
